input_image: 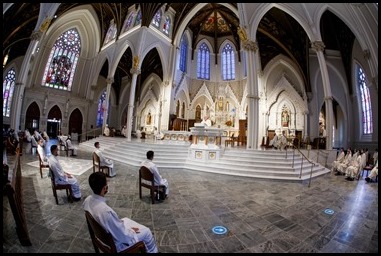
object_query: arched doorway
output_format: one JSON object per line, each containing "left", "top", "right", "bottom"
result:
{"left": 47, "top": 105, "right": 62, "bottom": 139}
{"left": 25, "top": 102, "right": 40, "bottom": 132}
{"left": 69, "top": 108, "right": 83, "bottom": 141}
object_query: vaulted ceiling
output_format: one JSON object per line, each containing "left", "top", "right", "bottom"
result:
{"left": 3, "top": 3, "right": 355, "bottom": 100}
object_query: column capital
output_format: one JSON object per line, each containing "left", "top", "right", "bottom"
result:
{"left": 130, "top": 67, "right": 141, "bottom": 75}
{"left": 106, "top": 77, "right": 114, "bottom": 84}
{"left": 30, "top": 30, "right": 43, "bottom": 41}
{"left": 324, "top": 96, "right": 333, "bottom": 101}
{"left": 242, "top": 40, "right": 258, "bottom": 52}
{"left": 311, "top": 41, "right": 325, "bottom": 52}
{"left": 363, "top": 49, "right": 370, "bottom": 60}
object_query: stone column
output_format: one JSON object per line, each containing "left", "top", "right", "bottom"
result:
{"left": 102, "top": 77, "right": 113, "bottom": 133}
{"left": 242, "top": 39, "right": 259, "bottom": 149}
{"left": 126, "top": 58, "right": 141, "bottom": 141}
{"left": 12, "top": 30, "right": 43, "bottom": 130}
{"left": 311, "top": 41, "right": 333, "bottom": 149}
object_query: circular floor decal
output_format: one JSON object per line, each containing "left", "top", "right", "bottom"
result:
{"left": 212, "top": 225, "right": 228, "bottom": 235}
{"left": 324, "top": 208, "right": 335, "bottom": 215}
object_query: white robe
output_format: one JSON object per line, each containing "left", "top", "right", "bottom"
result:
{"left": 332, "top": 150, "right": 345, "bottom": 171}
{"left": 94, "top": 148, "right": 116, "bottom": 177}
{"left": 83, "top": 194, "right": 158, "bottom": 253}
{"left": 141, "top": 159, "right": 169, "bottom": 196}
{"left": 48, "top": 154, "right": 81, "bottom": 198}
{"left": 66, "top": 139, "right": 77, "bottom": 155}
{"left": 37, "top": 144, "right": 48, "bottom": 165}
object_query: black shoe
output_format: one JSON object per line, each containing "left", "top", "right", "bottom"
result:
{"left": 345, "top": 176, "right": 351, "bottom": 180}
{"left": 365, "top": 177, "right": 370, "bottom": 182}
{"left": 73, "top": 197, "right": 81, "bottom": 202}
{"left": 335, "top": 172, "right": 342, "bottom": 176}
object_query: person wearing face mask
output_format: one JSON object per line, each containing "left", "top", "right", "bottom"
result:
{"left": 83, "top": 172, "right": 158, "bottom": 253}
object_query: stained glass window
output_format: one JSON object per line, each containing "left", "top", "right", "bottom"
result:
{"left": 152, "top": 10, "right": 161, "bottom": 27}
{"left": 162, "top": 15, "right": 170, "bottom": 35}
{"left": 222, "top": 43, "right": 235, "bottom": 80}
{"left": 356, "top": 64, "right": 373, "bottom": 134}
{"left": 41, "top": 28, "right": 81, "bottom": 91}
{"left": 197, "top": 42, "right": 210, "bottom": 80}
{"left": 96, "top": 90, "right": 110, "bottom": 128}
{"left": 134, "top": 10, "right": 142, "bottom": 26}
{"left": 122, "top": 11, "right": 135, "bottom": 34}
{"left": 3, "top": 67, "right": 16, "bottom": 117}
{"left": 103, "top": 20, "right": 117, "bottom": 46}
{"left": 179, "top": 35, "right": 188, "bottom": 72}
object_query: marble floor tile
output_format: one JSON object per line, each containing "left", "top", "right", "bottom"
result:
{"left": 2, "top": 139, "right": 378, "bottom": 253}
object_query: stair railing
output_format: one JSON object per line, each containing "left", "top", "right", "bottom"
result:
{"left": 286, "top": 144, "right": 316, "bottom": 187}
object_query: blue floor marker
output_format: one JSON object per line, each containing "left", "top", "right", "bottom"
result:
{"left": 324, "top": 208, "right": 335, "bottom": 215}
{"left": 212, "top": 225, "right": 228, "bottom": 235}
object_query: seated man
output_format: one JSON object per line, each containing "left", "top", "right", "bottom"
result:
{"left": 94, "top": 142, "right": 116, "bottom": 177}
{"left": 276, "top": 131, "right": 288, "bottom": 151}
{"left": 121, "top": 126, "right": 127, "bottom": 137}
{"left": 66, "top": 136, "right": 78, "bottom": 156}
{"left": 332, "top": 147, "right": 345, "bottom": 172}
{"left": 345, "top": 151, "right": 363, "bottom": 181}
{"left": 365, "top": 162, "right": 378, "bottom": 183}
{"left": 104, "top": 125, "right": 110, "bottom": 137}
{"left": 83, "top": 172, "right": 158, "bottom": 253}
{"left": 269, "top": 134, "right": 278, "bottom": 148}
{"left": 141, "top": 150, "right": 169, "bottom": 199}
{"left": 48, "top": 145, "right": 81, "bottom": 201}
{"left": 37, "top": 139, "right": 48, "bottom": 165}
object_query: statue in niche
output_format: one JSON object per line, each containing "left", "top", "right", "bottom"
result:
{"left": 282, "top": 109, "right": 289, "bottom": 127}
{"left": 146, "top": 112, "right": 152, "bottom": 125}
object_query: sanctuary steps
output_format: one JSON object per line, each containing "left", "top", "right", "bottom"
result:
{"left": 79, "top": 136, "right": 330, "bottom": 182}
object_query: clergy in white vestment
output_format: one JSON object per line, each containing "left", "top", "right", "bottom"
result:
{"left": 66, "top": 136, "right": 78, "bottom": 156}
{"left": 83, "top": 172, "right": 158, "bottom": 253}
{"left": 332, "top": 148, "right": 345, "bottom": 172}
{"left": 37, "top": 139, "right": 48, "bottom": 165}
{"left": 48, "top": 145, "right": 81, "bottom": 200}
{"left": 141, "top": 150, "right": 169, "bottom": 198}
{"left": 94, "top": 142, "right": 116, "bottom": 177}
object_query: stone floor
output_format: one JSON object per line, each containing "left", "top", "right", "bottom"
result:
{"left": 3, "top": 139, "right": 378, "bottom": 253}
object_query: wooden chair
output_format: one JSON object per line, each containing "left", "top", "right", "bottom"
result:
{"left": 49, "top": 168, "right": 73, "bottom": 204}
{"left": 58, "top": 138, "right": 73, "bottom": 157}
{"left": 361, "top": 158, "right": 374, "bottom": 179}
{"left": 37, "top": 152, "right": 49, "bottom": 179}
{"left": 92, "top": 152, "right": 110, "bottom": 176}
{"left": 139, "top": 166, "right": 166, "bottom": 204}
{"left": 84, "top": 211, "right": 147, "bottom": 253}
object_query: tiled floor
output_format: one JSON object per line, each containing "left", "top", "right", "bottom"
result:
{"left": 3, "top": 139, "right": 378, "bottom": 253}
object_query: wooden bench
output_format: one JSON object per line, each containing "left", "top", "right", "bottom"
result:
{"left": 4, "top": 150, "right": 32, "bottom": 246}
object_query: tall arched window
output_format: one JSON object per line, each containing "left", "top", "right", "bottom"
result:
{"left": 222, "top": 43, "right": 235, "bottom": 80}
{"left": 181, "top": 102, "right": 185, "bottom": 118}
{"left": 42, "top": 28, "right": 81, "bottom": 91}
{"left": 3, "top": 67, "right": 16, "bottom": 117}
{"left": 179, "top": 35, "right": 188, "bottom": 72}
{"left": 152, "top": 10, "right": 161, "bottom": 27}
{"left": 356, "top": 64, "right": 373, "bottom": 134}
{"left": 96, "top": 90, "right": 110, "bottom": 128}
{"left": 197, "top": 42, "right": 210, "bottom": 80}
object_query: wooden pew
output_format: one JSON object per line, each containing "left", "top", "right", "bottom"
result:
{"left": 5, "top": 150, "right": 32, "bottom": 246}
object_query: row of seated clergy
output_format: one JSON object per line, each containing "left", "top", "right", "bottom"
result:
{"left": 333, "top": 149, "right": 367, "bottom": 181}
